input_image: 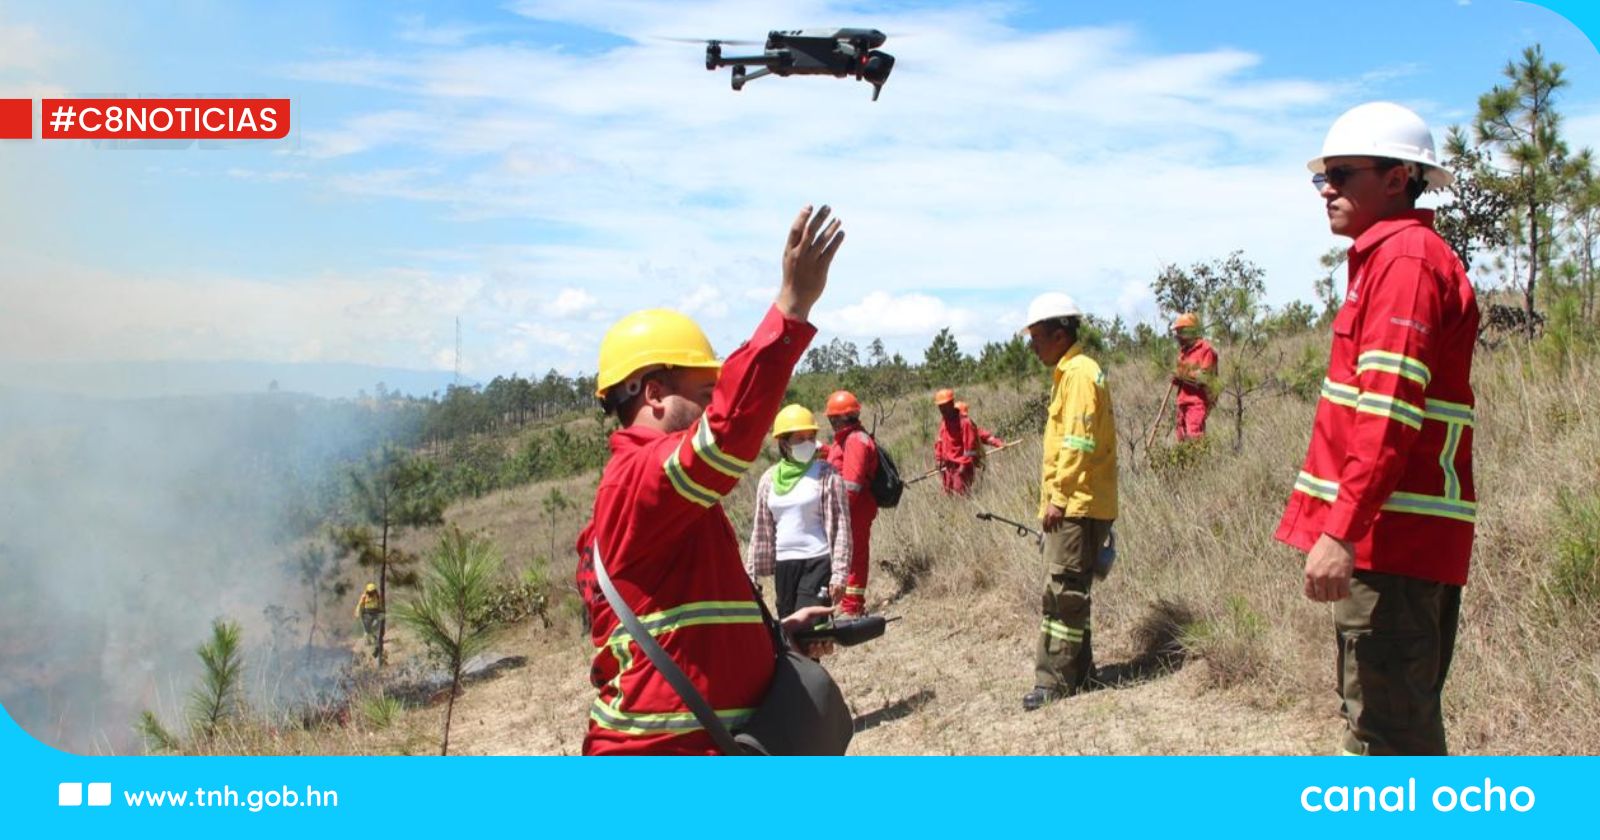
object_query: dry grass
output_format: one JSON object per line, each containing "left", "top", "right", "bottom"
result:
{"left": 213, "top": 335, "right": 1600, "bottom": 755}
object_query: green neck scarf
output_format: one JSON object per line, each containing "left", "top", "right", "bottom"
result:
{"left": 772, "top": 456, "right": 812, "bottom": 496}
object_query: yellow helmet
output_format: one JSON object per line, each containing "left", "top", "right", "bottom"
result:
{"left": 365, "top": 583, "right": 378, "bottom": 593}
{"left": 595, "top": 309, "right": 722, "bottom": 399}
{"left": 772, "top": 404, "right": 819, "bottom": 439}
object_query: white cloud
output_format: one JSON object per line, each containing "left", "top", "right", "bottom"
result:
{"left": 0, "top": 247, "right": 605, "bottom": 378}
{"left": 226, "top": 167, "right": 309, "bottom": 183}
{"left": 1115, "top": 279, "right": 1157, "bottom": 323}
{"left": 0, "top": 20, "right": 52, "bottom": 74}
{"left": 823, "top": 291, "right": 977, "bottom": 338}
{"left": 548, "top": 287, "right": 597, "bottom": 317}
{"left": 678, "top": 283, "right": 732, "bottom": 319}
{"left": 395, "top": 13, "right": 488, "bottom": 47}
{"left": 510, "top": 321, "right": 583, "bottom": 353}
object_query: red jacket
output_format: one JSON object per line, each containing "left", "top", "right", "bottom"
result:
{"left": 1275, "top": 210, "right": 1478, "bottom": 586}
{"left": 1175, "top": 339, "right": 1217, "bottom": 406}
{"left": 576, "top": 306, "right": 813, "bottom": 755}
{"left": 826, "top": 421, "right": 879, "bottom": 523}
{"left": 935, "top": 416, "right": 979, "bottom": 470}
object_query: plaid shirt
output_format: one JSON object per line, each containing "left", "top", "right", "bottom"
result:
{"left": 745, "top": 460, "right": 852, "bottom": 587}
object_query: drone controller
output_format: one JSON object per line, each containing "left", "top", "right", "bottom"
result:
{"left": 792, "top": 615, "right": 897, "bottom": 647}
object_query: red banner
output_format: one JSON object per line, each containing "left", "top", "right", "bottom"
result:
{"left": 0, "top": 99, "right": 30, "bottom": 139}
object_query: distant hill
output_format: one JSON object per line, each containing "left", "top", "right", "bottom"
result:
{"left": 0, "top": 359, "right": 472, "bottom": 400}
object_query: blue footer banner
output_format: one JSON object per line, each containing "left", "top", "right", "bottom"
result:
{"left": 0, "top": 705, "right": 1594, "bottom": 836}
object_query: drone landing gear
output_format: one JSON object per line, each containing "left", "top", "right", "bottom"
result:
{"left": 731, "top": 65, "right": 773, "bottom": 91}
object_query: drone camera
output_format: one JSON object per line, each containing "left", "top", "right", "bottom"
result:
{"left": 862, "top": 50, "right": 894, "bottom": 87}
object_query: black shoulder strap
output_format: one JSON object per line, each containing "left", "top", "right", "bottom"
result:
{"left": 591, "top": 543, "right": 746, "bottom": 756}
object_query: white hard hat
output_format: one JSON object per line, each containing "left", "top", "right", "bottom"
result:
{"left": 1309, "top": 101, "right": 1453, "bottom": 191}
{"left": 1020, "top": 292, "right": 1084, "bottom": 335}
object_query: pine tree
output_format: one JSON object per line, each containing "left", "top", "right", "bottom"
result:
{"left": 396, "top": 528, "right": 502, "bottom": 756}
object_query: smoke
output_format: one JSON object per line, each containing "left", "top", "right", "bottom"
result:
{"left": 0, "top": 386, "right": 404, "bottom": 754}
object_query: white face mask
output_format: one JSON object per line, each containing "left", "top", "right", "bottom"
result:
{"left": 788, "top": 441, "right": 818, "bottom": 463}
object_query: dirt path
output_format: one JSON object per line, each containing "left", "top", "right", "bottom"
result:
{"left": 401, "top": 588, "right": 1332, "bottom": 756}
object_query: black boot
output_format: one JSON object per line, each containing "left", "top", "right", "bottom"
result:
{"left": 1022, "top": 686, "right": 1062, "bottom": 712}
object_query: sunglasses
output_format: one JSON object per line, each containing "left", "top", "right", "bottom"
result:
{"left": 1311, "top": 163, "right": 1399, "bottom": 191}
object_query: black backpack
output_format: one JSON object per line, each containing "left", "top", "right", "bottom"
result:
{"left": 867, "top": 434, "right": 904, "bottom": 509}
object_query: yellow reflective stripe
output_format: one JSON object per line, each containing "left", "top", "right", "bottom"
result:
{"left": 664, "top": 451, "right": 720, "bottom": 508}
{"left": 1321, "top": 379, "right": 1359, "bottom": 409}
{"left": 1295, "top": 471, "right": 1339, "bottom": 503}
{"left": 844, "top": 586, "right": 867, "bottom": 595}
{"left": 1383, "top": 492, "right": 1476, "bottom": 523}
{"left": 1040, "top": 618, "right": 1084, "bottom": 643}
{"left": 595, "top": 625, "right": 635, "bottom": 714}
{"left": 1063, "top": 434, "right": 1096, "bottom": 453}
{"left": 1354, "top": 392, "right": 1424, "bottom": 430}
{"left": 1356, "top": 350, "right": 1431, "bottom": 387}
{"left": 692, "top": 421, "right": 751, "bottom": 479}
{"left": 589, "top": 698, "right": 755, "bottom": 735}
{"left": 607, "top": 640, "right": 632, "bottom": 713}
{"left": 604, "top": 600, "right": 763, "bottom": 648}
{"left": 1294, "top": 472, "right": 1475, "bottom": 524}
{"left": 1439, "top": 422, "right": 1464, "bottom": 501}
{"left": 1324, "top": 379, "right": 1475, "bottom": 428}
{"left": 1423, "top": 398, "right": 1475, "bottom": 427}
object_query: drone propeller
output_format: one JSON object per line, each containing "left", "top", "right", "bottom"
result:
{"left": 657, "top": 36, "right": 763, "bottom": 45}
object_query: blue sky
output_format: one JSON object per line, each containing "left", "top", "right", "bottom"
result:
{"left": 2, "top": 0, "right": 1599, "bottom": 386}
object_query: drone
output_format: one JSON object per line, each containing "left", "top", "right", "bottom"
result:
{"left": 691, "top": 28, "right": 896, "bottom": 101}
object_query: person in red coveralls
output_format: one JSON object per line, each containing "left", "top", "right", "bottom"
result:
{"left": 1169, "top": 313, "right": 1217, "bottom": 441}
{"left": 574, "top": 205, "right": 846, "bottom": 755}
{"left": 932, "top": 388, "right": 982, "bottom": 495}
{"left": 822, "top": 389, "right": 877, "bottom": 617}
{"left": 1277, "top": 102, "right": 1479, "bottom": 756}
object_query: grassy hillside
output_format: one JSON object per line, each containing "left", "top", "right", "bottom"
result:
{"left": 160, "top": 331, "right": 1600, "bottom": 756}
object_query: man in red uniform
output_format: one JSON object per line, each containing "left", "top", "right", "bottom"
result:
{"left": 1276, "top": 102, "right": 1478, "bottom": 756}
{"left": 575, "top": 205, "right": 845, "bottom": 755}
{"left": 933, "top": 388, "right": 980, "bottom": 495}
{"left": 823, "top": 389, "right": 878, "bottom": 617}
{"left": 1169, "top": 313, "right": 1217, "bottom": 441}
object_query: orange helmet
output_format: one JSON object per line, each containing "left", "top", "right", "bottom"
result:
{"left": 955, "top": 401, "right": 969, "bottom": 415}
{"left": 934, "top": 388, "right": 955, "bottom": 406}
{"left": 1172, "top": 312, "right": 1200, "bottom": 331}
{"left": 825, "top": 390, "right": 862, "bottom": 417}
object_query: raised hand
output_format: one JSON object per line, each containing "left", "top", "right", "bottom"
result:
{"left": 776, "top": 204, "right": 845, "bottom": 322}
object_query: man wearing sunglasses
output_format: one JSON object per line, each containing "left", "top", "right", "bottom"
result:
{"left": 1276, "top": 102, "right": 1479, "bottom": 755}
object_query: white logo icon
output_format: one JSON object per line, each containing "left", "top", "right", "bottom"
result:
{"left": 58, "top": 782, "right": 112, "bottom": 807}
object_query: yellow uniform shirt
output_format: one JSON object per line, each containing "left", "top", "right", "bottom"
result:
{"left": 1039, "top": 343, "right": 1119, "bottom": 520}
{"left": 355, "top": 592, "right": 383, "bottom": 617}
